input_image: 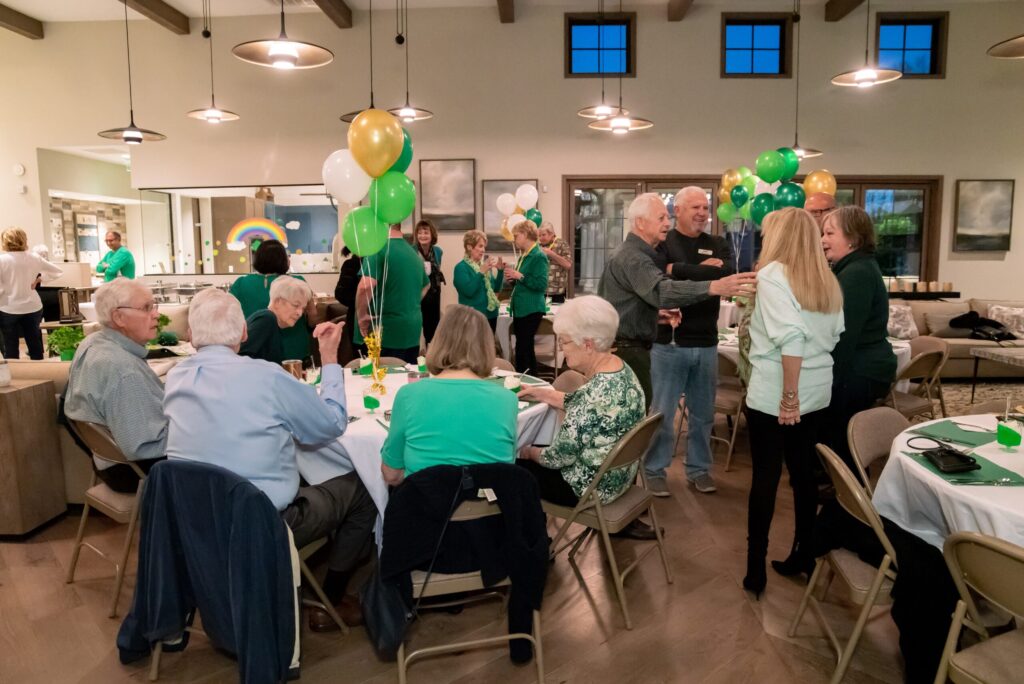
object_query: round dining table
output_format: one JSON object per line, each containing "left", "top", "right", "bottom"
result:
{"left": 872, "top": 414, "right": 1024, "bottom": 550}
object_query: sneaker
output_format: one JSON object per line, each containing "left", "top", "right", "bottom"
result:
{"left": 689, "top": 473, "right": 718, "bottom": 494}
{"left": 647, "top": 476, "right": 671, "bottom": 497}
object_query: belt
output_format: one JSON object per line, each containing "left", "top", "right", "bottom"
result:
{"left": 614, "top": 337, "right": 652, "bottom": 350}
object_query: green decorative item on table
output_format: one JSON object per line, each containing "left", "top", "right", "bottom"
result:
{"left": 997, "top": 420, "right": 1023, "bottom": 450}
{"left": 147, "top": 313, "right": 178, "bottom": 347}
{"left": 47, "top": 325, "right": 85, "bottom": 361}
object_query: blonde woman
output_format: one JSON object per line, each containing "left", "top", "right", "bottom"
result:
{"left": 504, "top": 220, "right": 549, "bottom": 373}
{"left": 0, "top": 228, "right": 62, "bottom": 359}
{"left": 453, "top": 230, "right": 504, "bottom": 331}
{"left": 742, "top": 208, "right": 844, "bottom": 598}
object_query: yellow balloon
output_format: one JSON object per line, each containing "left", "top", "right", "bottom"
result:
{"left": 347, "top": 109, "right": 404, "bottom": 178}
{"left": 500, "top": 217, "right": 514, "bottom": 242}
{"left": 717, "top": 186, "right": 731, "bottom": 205}
{"left": 721, "top": 168, "right": 743, "bottom": 193}
{"left": 804, "top": 169, "right": 837, "bottom": 196}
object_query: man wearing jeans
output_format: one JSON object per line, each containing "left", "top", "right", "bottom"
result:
{"left": 646, "top": 187, "right": 735, "bottom": 496}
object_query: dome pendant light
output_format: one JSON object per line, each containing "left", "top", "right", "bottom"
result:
{"left": 341, "top": 0, "right": 377, "bottom": 123}
{"left": 831, "top": 0, "right": 901, "bottom": 87}
{"left": 586, "top": 0, "right": 650, "bottom": 133}
{"left": 987, "top": 33, "right": 1024, "bottom": 59}
{"left": 387, "top": 0, "right": 433, "bottom": 122}
{"left": 789, "top": 2, "right": 821, "bottom": 159}
{"left": 98, "top": 1, "right": 166, "bottom": 144}
{"left": 577, "top": 0, "right": 628, "bottom": 120}
{"left": 232, "top": 0, "right": 333, "bottom": 70}
{"left": 188, "top": 2, "right": 239, "bottom": 123}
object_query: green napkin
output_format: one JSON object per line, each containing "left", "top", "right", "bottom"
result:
{"left": 904, "top": 452, "right": 1024, "bottom": 486}
{"left": 910, "top": 420, "right": 997, "bottom": 448}
{"left": 353, "top": 365, "right": 408, "bottom": 376}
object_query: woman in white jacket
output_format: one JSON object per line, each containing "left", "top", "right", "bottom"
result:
{"left": 0, "top": 228, "right": 62, "bottom": 359}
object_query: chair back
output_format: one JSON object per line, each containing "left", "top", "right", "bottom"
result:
{"left": 344, "top": 356, "right": 408, "bottom": 370}
{"left": 493, "top": 358, "right": 515, "bottom": 372}
{"left": 718, "top": 353, "right": 741, "bottom": 380}
{"left": 944, "top": 531, "right": 1024, "bottom": 628}
{"left": 816, "top": 444, "right": 898, "bottom": 567}
{"left": 450, "top": 497, "right": 502, "bottom": 522}
{"left": 68, "top": 419, "right": 131, "bottom": 465}
{"left": 552, "top": 370, "right": 586, "bottom": 393}
{"left": 580, "top": 414, "right": 663, "bottom": 494}
{"left": 536, "top": 319, "right": 555, "bottom": 336}
{"left": 847, "top": 407, "right": 910, "bottom": 494}
{"left": 908, "top": 334, "right": 948, "bottom": 358}
{"left": 897, "top": 349, "right": 946, "bottom": 385}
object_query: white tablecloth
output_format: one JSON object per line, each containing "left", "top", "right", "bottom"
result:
{"left": 873, "top": 414, "right": 1024, "bottom": 550}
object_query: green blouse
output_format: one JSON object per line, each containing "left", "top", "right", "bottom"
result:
{"left": 509, "top": 244, "right": 549, "bottom": 318}
{"left": 538, "top": 364, "right": 645, "bottom": 504}
{"left": 229, "top": 273, "right": 311, "bottom": 361}
{"left": 453, "top": 259, "right": 504, "bottom": 319}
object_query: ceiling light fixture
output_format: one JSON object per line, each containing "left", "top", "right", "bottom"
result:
{"left": 789, "top": 1, "right": 821, "bottom": 159}
{"left": 232, "top": 0, "right": 333, "bottom": 70}
{"left": 188, "top": 1, "right": 239, "bottom": 123}
{"left": 587, "top": 0, "right": 650, "bottom": 134}
{"left": 987, "top": 33, "right": 1024, "bottom": 59}
{"left": 831, "top": 0, "right": 901, "bottom": 88}
{"left": 387, "top": 0, "right": 433, "bottom": 122}
{"left": 340, "top": 0, "right": 378, "bottom": 123}
{"left": 577, "top": 0, "right": 628, "bottom": 120}
{"left": 98, "top": 1, "right": 166, "bottom": 145}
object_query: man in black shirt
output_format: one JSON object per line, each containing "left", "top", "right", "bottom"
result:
{"left": 645, "top": 187, "right": 735, "bottom": 496}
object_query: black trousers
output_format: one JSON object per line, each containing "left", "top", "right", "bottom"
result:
{"left": 512, "top": 312, "right": 543, "bottom": 374}
{"left": 549, "top": 294, "right": 566, "bottom": 304}
{"left": 487, "top": 317, "right": 497, "bottom": 333}
{"left": 282, "top": 472, "right": 377, "bottom": 573}
{"left": 421, "top": 289, "right": 441, "bottom": 346}
{"left": 746, "top": 408, "right": 824, "bottom": 560}
{"left": 0, "top": 309, "right": 45, "bottom": 359}
{"left": 97, "top": 457, "right": 163, "bottom": 494}
{"left": 380, "top": 346, "right": 420, "bottom": 365}
{"left": 613, "top": 343, "right": 652, "bottom": 411}
{"left": 516, "top": 458, "right": 579, "bottom": 507}
{"left": 823, "top": 374, "right": 892, "bottom": 474}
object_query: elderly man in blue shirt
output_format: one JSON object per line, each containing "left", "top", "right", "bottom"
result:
{"left": 165, "top": 288, "right": 375, "bottom": 631}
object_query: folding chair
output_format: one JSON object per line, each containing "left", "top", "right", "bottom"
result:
{"left": 344, "top": 356, "right": 409, "bottom": 369}
{"left": 544, "top": 414, "right": 673, "bottom": 629}
{"left": 673, "top": 352, "right": 747, "bottom": 471}
{"left": 552, "top": 369, "right": 586, "bottom": 394}
{"left": 887, "top": 337, "right": 949, "bottom": 421}
{"left": 909, "top": 335, "right": 950, "bottom": 417}
{"left": 492, "top": 358, "right": 515, "bottom": 372}
{"left": 846, "top": 407, "right": 910, "bottom": 496}
{"left": 933, "top": 532, "right": 1024, "bottom": 684}
{"left": 788, "top": 444, "right": 898, "bottom": 684}
{"left": 65, "top": 419, "right": 146, "bottom": 618}
{"left": 397, "top": 498, "right": 544, "bottom": 684}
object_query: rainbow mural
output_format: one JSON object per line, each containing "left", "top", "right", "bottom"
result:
{"left": 225, "top": 218, "right": 288, "bottom": 251}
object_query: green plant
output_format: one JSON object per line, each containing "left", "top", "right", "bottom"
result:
{"left": 148, "top": 313, "right": 171, "bottom": 346}
{"left": 46, "top": 325, "right": 85, "bottom": 357}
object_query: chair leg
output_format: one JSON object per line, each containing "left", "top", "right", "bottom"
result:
{"left": 724, "top": 407, "right": 742, "bottom": 472}
{"left": 149, "top": 641, "right": 163, "bottom": 681}
{"left": 66, "top": 502, "right": 92, "bottom": 584}
{"left": 788, "top": 558, "right": 827, "bottom": 637}
{"left": 397, "top": 641, "right": 408, "bottom": 684}
{"left": 933, "top": 600, "right": 967, "bottom": 684}
{"left": 672, "top": 397, "right": 687, "bottom": 456}
{"left": 648, "top": 503, "right": 673, "bottom": 585}
{"left": 109, "top": 490, "right": 143, "bottom": 619}
{"left": 595, "top": 519, "right": 632, "bottom": 630}
{"left": 936, "top": 380, "right": 948, "bottom": 418}
{"left": 300, "top": 559, "right": 349, "bottom": 635}
{"left": 829, "top": 559, "right": 891, "bottom": 684}
{"left": 533, "top": 609, "right": 544, "bottom": 684}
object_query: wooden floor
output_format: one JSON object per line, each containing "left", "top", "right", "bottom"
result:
{"left": 0, "top": 416, "right": 904, "bottom": 684}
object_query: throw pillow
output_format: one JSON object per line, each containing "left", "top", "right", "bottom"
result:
{"left": 888, "top": 304, "right": 919, "bottom": 340}
{"left": 989, "top": 305, "right": 1024, "bottom": 338}
{"left": 924, "top": 312, "right": 972, "bottom": 339}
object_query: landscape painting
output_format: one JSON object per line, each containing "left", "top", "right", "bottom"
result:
{"left": 954, "top": 179, "right": 1014, "bottom": 252}
{"left": 419, "top": 159, "right": 476, "bottom": 232}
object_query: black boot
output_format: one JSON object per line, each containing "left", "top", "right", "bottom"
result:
{"left": 771, "top": 543, "right": 815, "bottom": 580}
{"left": 743, "top": 553, "right": 767, "bottom": 600}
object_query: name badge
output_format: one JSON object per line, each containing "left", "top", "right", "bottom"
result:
{"left": 698, "top": 248, "right": 713, "bottom": 256}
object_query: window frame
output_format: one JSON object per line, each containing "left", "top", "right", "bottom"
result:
{"left": 875, "top": 11, "right": 949, "bottom": 80}
{"left": 564, "top": 12, "right": 638, "bottom": 79}
{"left": 720, "top": 12, "right": 793, "bottom": 79}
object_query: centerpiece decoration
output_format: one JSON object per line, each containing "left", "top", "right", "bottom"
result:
{"left": 493, "top": 183, "right": 541, "bottom": 260}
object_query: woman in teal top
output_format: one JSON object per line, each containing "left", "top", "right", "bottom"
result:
{"left": 381, "top": 305, "right": 517, "bottom": 484}
{"left": 504, "top": 220, "right": 549, "bottom": 373}
{"left": 229, "top": 239, "right": 317, "bottom": 361}
{"left": 453, "top": 230, "right": 505, "bottom": 331}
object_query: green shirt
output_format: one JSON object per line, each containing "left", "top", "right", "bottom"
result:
{"left": 239, "top": 309, "right": 285, "bottom": 364}
{"left": 831, "top": 250, "right": 897, "bottom": 386}
{"left": 453, "top": 260, "right": 504, "bottom": 319}
{"left": 538, "top": 365, "right": 645, "bottom": 504}
{"left": 382, "top": 378, "right": 518, "bottom": 476}
{"left": 354, "top": 237, "right": 429, "bottom": 349}
{"left": 509, "top": 243, "right": 549, "bottom": 318}
{"left": 96, "top": 248, "right": 136, "bottom": 281}
{"left": 229, "top": 273, "right": 311, "bottom": 360}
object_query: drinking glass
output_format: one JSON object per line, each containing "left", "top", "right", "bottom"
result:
{"left": 996, "top": 420, "right": 1022, "bottom": 451}
{"left": 362, "top": 386, "right": 382, "bottom": 414}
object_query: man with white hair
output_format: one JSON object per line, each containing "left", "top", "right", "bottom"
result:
{"left": 645, "top": 187, "right": 736, "bottom": 496}
{"left": 64, "top": 277, "right": 167, "bottom": 493}
{"left": 165, "top": 289, "right": 375, "bottom": 630}
{"left": 598, "top": 193, "right": 756, "bottom": 411}
{"left": 538, "top": 222, "right": 572, "bottom": 303}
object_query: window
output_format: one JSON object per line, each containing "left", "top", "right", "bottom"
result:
{"left": 565, "top": 13, "right": 636, "bottom": 78}
{"left": 876, "top": 12, "right": 948, "bottom": 78}
{"left": 721, "top": 13, "right": 793, "bottom": 78}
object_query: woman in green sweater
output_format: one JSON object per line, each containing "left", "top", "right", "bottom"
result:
{"left": 239, "top": 275, "right": 313, "bottom": 365}
{"left": 504, "top": 220, "right": 549, "bottom": 374}
{"left": 453, "top": 230, "right": 505, "bottom": 331}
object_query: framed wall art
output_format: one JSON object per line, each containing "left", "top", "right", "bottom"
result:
{"left": 953, "top": 179, "right": 1014, "bottom": 252}
{"left": 419, "top": 159, "right": 476, "bottom": 232}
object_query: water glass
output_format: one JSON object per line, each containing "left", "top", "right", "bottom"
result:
{"left": 997, "top": 420, "right": 1022, "bottom": 451}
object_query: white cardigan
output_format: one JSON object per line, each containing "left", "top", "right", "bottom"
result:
{"left": 0, "top": 252, "right": 63, "bottom": 315}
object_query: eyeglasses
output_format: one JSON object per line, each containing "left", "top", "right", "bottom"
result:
{"left": 117, "top": 303, "right": 157, "bottom": 314}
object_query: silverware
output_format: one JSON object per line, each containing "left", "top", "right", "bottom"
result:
{"left": 946, "top": 477, "right": 1015, "bottom": 485}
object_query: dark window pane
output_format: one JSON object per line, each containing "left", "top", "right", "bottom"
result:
{"left": 904, "top": 49, "right": 932, "bottom": 74}
{"left": 753, "top": 25, "right": 780, "bottom": 49}
{"left": 878, "top": 24, "right": 905, "bottom": 49}
{"left": 572, "top": 50, "right": 599, "bottom": 73}
{"left": 752, "top": 49, "right": 780, "bottom": 74}
{"left": 905, "top": 24, "right": 933, "bottom": 49}
{"left": 878, "top": 50, "right": 904, "bottom": 71}
{"left": 572, "top": 25, "right": 598, "bottom": 49}
{"left": 725, "top": 49, "right": 753, "bottom": 73}
{"left": 601, "top": 24, "right": 626, "bottom": 49}
{"left": 726, "top": 24, "right": 753, "bottom": 49}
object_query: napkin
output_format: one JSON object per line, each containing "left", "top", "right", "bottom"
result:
{"left": 904, "top": 451, "right": 1024, "bottom": 486}
{"left": 910, "top": 421, "right": 997, "bottom": 448}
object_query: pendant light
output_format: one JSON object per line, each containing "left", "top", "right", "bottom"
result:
{"left": 187, "top": 1, "right": 239, "bottom": 123}
{"left": 789, "top": 2, "right": 821, "bottom": 158}
{"left": 587, "top": 0, "right": 651, "bottom": 134}
{"left": 577, "top": 0, "right": 627, "bottom": 120}
{"left": 831, "top": 0, "right": 901, "bottom": 87}
{"left": 387, "top": 0, "right": 433, "bottom": 122}
{"left": 98, "top": 1, "right": 166, "bottom": 144}
{"left": 340, "top": 0, "right": 377, "bottom": 123}
{"left": 232, "top": 0, "right": 333, "bottom": 70}
{"left": 987, "top": 33, "right": 1024, "bottom": 59}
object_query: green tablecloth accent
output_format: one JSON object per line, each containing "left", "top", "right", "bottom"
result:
{"left": 904, "top": 451, "right": 1024, "bottom": 486}
{"left": 485, "top": 375, "right": 547, "bottom": 387}
{"left": 353, "top": 365, "right": 409, "bottom": 376}
{"left": 910, "top": 420, "right": 998, "bottom": 448}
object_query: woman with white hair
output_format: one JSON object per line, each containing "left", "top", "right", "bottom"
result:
{"left": 239, "top": 275, "right": 315, "bottom": 364}
{"left": 517, "top": 296, "right": 650, "bottom": 533}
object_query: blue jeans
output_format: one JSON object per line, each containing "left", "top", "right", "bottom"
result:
{"left": 645, "top": 344, "right": 718, "bottom": 480}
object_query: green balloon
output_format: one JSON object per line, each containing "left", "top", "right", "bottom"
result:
{"left": 739, "top": 203, "right": 752, "bottom": 221}
{"left": 736, "top": 166, "right": 753, "bottom": 180}
{"left": 526, "top": 207, "right": 543, "bottom": 225}
{"left": 755, "top": 150, "right": 786, "bottom": 184}
{"left": 369, "top": 171, "right": 416, "bottom": 224}
{"left": 775, "top": 182, "right": 806, "bottom": 208}
{"left": 776, "top": 147, "right": 800, "bottom": 182}
{"left": 742, "top": 176, "right": 758, "bottom": 196}
{"left": 716, "top": 202, "right": 737, "bottom": 223}
{"left": 387, "top": 128, "right": 414, "bottom": 174}
{"left": 730, "top": 185, "right": 750, "bottom": 209}
{"left": 750, "top": 192, "right": 776, "bottom": 225}
{"left": 343, "top": 206, "right": 388, "bottom": 256}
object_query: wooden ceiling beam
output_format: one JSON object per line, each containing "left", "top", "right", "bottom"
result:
{"left": 0, "top": 2, "right": 43, "bottom": 39}
{"left": 667, "top": 0, "right": 694, "bottom": 22}
{"left": 313, "top": 0, "right": 353, "bottom": 29}
{"left": 825, "top": 0, "right": 866, "bottom": 23}
{"left": 120, "top": 0, "right": 189, "bottom": 35}
{"left": 497, "top": 0, "right": 514, "bottom": 24}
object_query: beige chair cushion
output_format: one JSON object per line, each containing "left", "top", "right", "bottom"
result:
{"left": 949, "top": 628, "right": 1024, "bottom": 684}
{"left": 889, "top": 392, "right": 934, "bottom": 417}
{"left": 85, "top": 483, "right": 137, "bottom": 522}
{"left": 568, "top": 486, "right": 651, "bottom": 533}
{"left": 828, "top": 549, "right": 894, "bottom": 605}
{"left": 410, "top": 569, "right": 510, "bottom": 598}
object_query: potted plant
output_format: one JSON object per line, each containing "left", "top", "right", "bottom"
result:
{"left": 47, "top": 325, "right": 85, "bottom": 361}
{"left": 148, "top": 313, "right": 179, "bottom": 347}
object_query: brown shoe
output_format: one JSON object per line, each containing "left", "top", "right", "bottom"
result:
{"left": 307, "top": 595, "right": 364, "bottom": 632}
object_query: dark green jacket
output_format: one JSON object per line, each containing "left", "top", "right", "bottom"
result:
{"left": 239, "top": 309, "right": 285, "bottom": 365}
{"left": 831, "top": 250, "right": 897, "bottom": 386}
{"left": 453, "top": 260, "right": 504, "bottom": 319}
{"left": 510, "top": 244, "right": 549, "bottom": 318}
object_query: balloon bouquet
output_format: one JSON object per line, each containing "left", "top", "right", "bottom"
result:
{"left": 321, "top": 109, "right": 415, "bottom": 395}
{"left": 494, "top": 184, "right": 541, "bottom": 261}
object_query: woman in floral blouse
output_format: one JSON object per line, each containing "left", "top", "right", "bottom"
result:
{"left": 517, "top": 296, "right": 655, "bottom": 539}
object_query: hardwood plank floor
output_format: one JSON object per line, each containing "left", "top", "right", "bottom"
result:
{"left": 0, "top": 416, "right": 904, "bottom": 683}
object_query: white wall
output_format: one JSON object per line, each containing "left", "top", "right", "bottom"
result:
{"left": 2, "top": 1, "right": 1023, "bottom": 302}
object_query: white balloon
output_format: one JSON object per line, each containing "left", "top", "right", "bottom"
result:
{"left": 515, "top": 184, "right": 539, "bottom": 210}
{"left": 754, "top": 179, "right": 774, "bottom": 197}
{"left": 322, "top": 149, "right": 372, "bottom": 205}
{"left": 507, "top": 213, "right": 527, "bottom": 231}
{"left": 495, "top": 192, "right": 517, "bottom": 217}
